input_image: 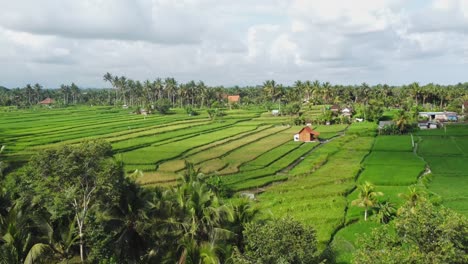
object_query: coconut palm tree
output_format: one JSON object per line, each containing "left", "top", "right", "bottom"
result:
{"left": 262, "top": 80, "right": 281, "bottom": 103}
{"left": 0, "top": 202, "right": 54, "bottom": 263}
{"left": 373, "top": 201, "right": 396, "bottom": 224}
{"left": 352, "top": 182, "right": 383, "bottom": 221}
{"left": 394, "top": 110, "right": 412, "bottom": 134}
{"left": 172, "top": 162, "right": 234, "bottom": 263}
{"left": 398, "top": 186, "right": 426, "bottom": 213}
{"left": 164, "top": 78, "right": 178, "bottom": 107}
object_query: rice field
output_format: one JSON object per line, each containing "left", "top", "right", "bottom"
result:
{"left": 0, "top": 106, "right": 350, "bottom": 191}
{"left": 416, "top": 124, "right": 468, "bottom": 215}
{"left": 2, "top": 106, "right": 466, "bottom": 264}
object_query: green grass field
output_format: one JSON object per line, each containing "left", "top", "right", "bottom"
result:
{"left": 416, "top": 124, "right": 468, "bottom": 215}
{"left": 2, "top": 107, "right": 466, "bottom": 264}
{"left": 331, "top": 134, "right": 425, "bottom": 263}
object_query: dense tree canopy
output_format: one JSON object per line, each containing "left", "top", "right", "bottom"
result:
{"left": 353, "top": 200, "right": 468, "bottom": 264}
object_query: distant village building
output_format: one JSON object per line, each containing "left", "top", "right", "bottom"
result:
{"left": 463, "top": 101, "right": 468, "bottom": 113}
{"left": 227, "top": 95, "right": 240, "bottom": 104}
{"left": 419, "top": 112, "right": 458, "bottom": 122}
{"left": 294, "top": 126, "right": 320, "bottom": 142}
{"left": 272, "top": 109, "right": 280, "bottom": 116}
{"left": 418, "top": 121, "right": 438, "bottom": 130}
{"left": 341, "top": 107, "right": 352, "bottom": 117}
{"left": 39, "top": 98, "right": 55, "bottom": 105}
{"left": 378, "top": 121, "right": 394, "bottom": 130}
{"left": 330, "top": 104, "right": 340, "bottom": 112}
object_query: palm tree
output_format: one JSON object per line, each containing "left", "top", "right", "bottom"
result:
{"left": 164, "top": 78, "right": 178, "bottom": 107}
{"left": 70, "top": 83, "right": 80, "bottom": 105}
{"left": 172, "top": 162, "right": 233, "bottom": 263}
{"left": 373, "top": 201, "right": 396, "bottom": 224}
{"left": 322, "top": 82, "right": 333, "bottom": 103}
{"left": 103, "top": 72, "right": 117, "bottom": 105}
{"left": 104, "top": 181, "right": 149, "bottom": 263}
{"left": 197, "top": 81, "right": 208, "bottom": 108}
{"left": 262, "top": 80, "right": 280, "bottom": 102}
{"left": 398, "top": 186, "right": 426, "bottom": 213}
{"left": 154, "top": 78, "right": 163, "bottom": 101}
{"left": 409, "top": 82, "right": 421, "bottom": 105}
{"left": 24, "top": 84, "right": 33, "bottom": 106}
{"left": 228, "top": 199, "right": 259, "bottom": 252}
{"left": 351, "top": 182, "right": 383, "bottom": 221}
{"left": 394, "top": 110, "right": 412, "bottom": 134}
{"left": 0, "top": 202, "right": 54, "bottom": 263}
{"left": 33, "top": 83, "right": 42, "bottom": 104}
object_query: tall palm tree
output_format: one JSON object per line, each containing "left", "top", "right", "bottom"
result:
{"left": 172, "top": 163, "right": 233, "bottom": 263}
{"left": 373, "top": 201, "right": 396, "bottom": 224}
{"left": 409, "top": 82, "right": 421, "bottom": 106}
{"left": 197, "top": 81, "right": 208, "bottom": 108}
{"left": 24, "top": 84, "right": 34, "bottom": 106}
{"left": 164, "top": 78, "right": 178, "bottom": 107}
{"left": 0, "top": 203, "right": 54, "bottom": 263}
{"left": 33, "top": 83, "right": 42, "bottom": 104}
{"left": 352, "top": 182, "right": 383, "bottom": 221}
{"left": 262, "top": 80, "right": 280, "bottom": 103}
{"left": 394, "top": 110, "right": 412, "bottom": 134}
{"left": 398, "top": 186, "right": 426, "bottom": 213}
{"left": 103, "top": 72, "right": 118, "bottom": 105}
{"left": 70, "top": 83, "right": 80, "bottom": 105}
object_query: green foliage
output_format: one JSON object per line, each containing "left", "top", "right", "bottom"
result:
{"left": 184, "top": 106, "right": 199, "bottom": 116}
{"left": 353, "top": 201, "right": 468, "bottom": 264}
{"left": 207, "top": 108, "right": 224, "bottom": 120}
{"left": 154, "top": 98, "right": 171, "bottom": 114}
{"left": 283, "top": 103, "right": 301, "bottom": 116}
{"left": 235, "top": 217, "right": 320, "bottom": 264}
{"left": 351, "top": 182, "right": 383, "bottom": 221}
{"left": 355, "top": 100, "right": 383, "bottom": 122}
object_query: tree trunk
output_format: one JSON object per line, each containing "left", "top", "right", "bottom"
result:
{"left": 364, "top": 208, "right": 368, "bottom": 221}
{"left": 79, "top": 226, "right": 84, "bottom": 263}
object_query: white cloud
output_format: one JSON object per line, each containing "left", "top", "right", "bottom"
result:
{"left": 0, "top": 0, "right": 466, "bottom": 88}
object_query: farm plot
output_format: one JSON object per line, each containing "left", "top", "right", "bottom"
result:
{"left": 256, "top": 133, "right": 375, "bottom": 249}
{"left": 122, "top": 122, "right": 265, "bottom": 166}
{"left": 332, "top": 135, "right": 425, "bottom": 263}
{"left": 224, "top": 141, "right": 320, "bottom": 190}
{"left": 1, "top": 107, "right": 209, "bottom": 159}
{"left": 416, "top": 125, "right": 468, "bottom": 215}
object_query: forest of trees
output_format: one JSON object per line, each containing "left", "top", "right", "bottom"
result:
{"left": 0, "top": 73, "right": 467, "bottom": 114}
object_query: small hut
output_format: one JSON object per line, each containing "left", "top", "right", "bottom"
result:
{"left": 39, "top": 98, "right": 55, "bottom": 105}
{"left": 294, "top": 126, "right": 320, "bottom": 142}
{"left": 227, "top": 95, "right": 240, "bottom": 104}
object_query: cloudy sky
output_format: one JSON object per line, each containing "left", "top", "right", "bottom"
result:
{"left": 1, "top": 0, "right": 467, "bottom": 88}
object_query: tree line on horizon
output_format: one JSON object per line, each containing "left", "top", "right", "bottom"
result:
{"left": 0, "top": 73, "right": 467, "bottom": 112}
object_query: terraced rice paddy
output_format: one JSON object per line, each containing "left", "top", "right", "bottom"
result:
{"left": 0, "top": 106, "right": 348, "bottom": 191}
{"left": 332, "top": 135, "right": 425, "bottom": 262}
{"left": 2, "top": 106, "right": 466, "bottom": 264}
{"left": 416, "top": 124, "right": 468, "bottom": 215}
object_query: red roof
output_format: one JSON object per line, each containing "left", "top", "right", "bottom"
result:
{"left": 39, "top": 98, "right": 55, "bottom": 104}
{"left": 228, "top": 95, "right": 240, "bottom": 103}
{"left": 298, "top": 126, "right": 320, "bottom": 136}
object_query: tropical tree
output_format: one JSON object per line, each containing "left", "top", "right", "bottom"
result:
{"left": 352, "top": 182, "right": 383, "bottom": 221}
{"left": 172, "top": 162, "right": 234, "bottom": 263}
{"left": 353, "top": 200, "right": 467, "bottom": 264}
{"left": 262, "top": 80, "right": 282, "bottom": 103}
{"left": 398, "top": 186, "right": 426, "bottom": 213}
{"left": 393, "top": 110, "right": 412, "bottom": 134}
{"left": 16, "top": 140, "right": 125, "bottom": 263}
{"left": 373, "top": 201, "right": 396, "bottom": 224}
{"left": 234, "top": 217, "right": 319, "bottom": 263}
